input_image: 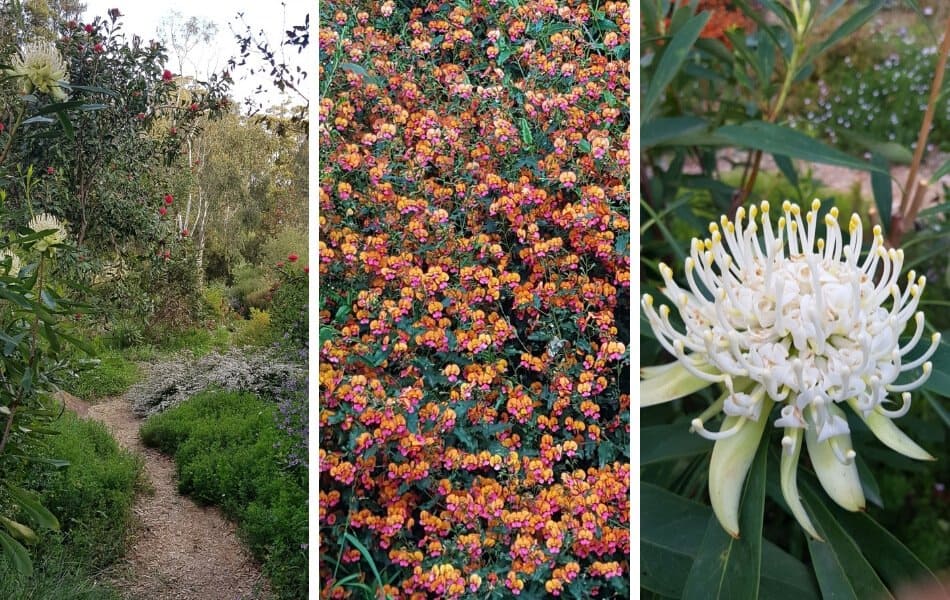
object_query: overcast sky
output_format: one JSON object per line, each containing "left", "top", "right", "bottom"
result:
{"left": 80, "top": 0, "right": 310, "bottom": 110}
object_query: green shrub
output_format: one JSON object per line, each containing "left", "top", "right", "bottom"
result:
{"left": 259, "top": 228, "right": 307, "bottom": 270}
{"left": 230, "top": 263, "right": 273, "bottom": 311}
{"left": 233, "top": 308, "right": 274, "bottom": 347}
{"left": 146, "top": 324, "right": 231, "bottom": 357}
{"left": 201, "top": 281, "right": 232, "bottom": 322}
{"left": 65, "top": 351, "right": 142, "bottom": 400}
{"left": 269, "top": 265, "right": 307, "bottom": 354}
{"left": 140, "top": 391, "right": 307, "bottom": 599}
{"left": 0, "top": 412, "right": 141, "bottom": 593}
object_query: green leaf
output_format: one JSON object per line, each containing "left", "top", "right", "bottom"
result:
{"left": 642, "top": 11, "right": 711, "bottom": 121}
{"left": 838, "top": 129, "right": 913, "bottom": 164}
{"left": 802, "top": 481, "right": 893, "bottom": 600}
{"left": 811, "top": 0, "right": 885, "bottom": 59}
{"left": 0, "top": 517, "right": 36, "bottom": 543}
{"left": 55, "top": 110, "right": 75, "bottom": 141}
{"left": 641, "top": 423, "right": 713, "bottom": 466}
{"left": 773, "top": 154, "right": 799, "bottom": 188}
{"left": 870, "top": 153, "right": 893, "bottom": 233}
{"left": 640, "top": 483, "right": 709, "bottom": 597}
{"left": 64, "top": 84, "right": 120, "bottom": 98}
{"left": 834, "top": 508, "right": 941, "bottom": 593}
{"left": 682, "top": 434, "right": 767, "bottom": 600}
{"left": 641, "top": 483, "right": 820, "bottom": 599}
{"left": 518, "top": 117, "right": 532, "bottom": 145}
{"left": 0, "top": 529, "right": 31, "bottom": 576}
{"left": 641, "top": 116, "right": 708, "bottom": 148}
{"left": 931, "top": 157, "right": 950, "bottom": 182}
{"left": 922, "top": 334, "right": 950, "bottom": 396}
{"left": 924, "top": 391, "right": 950, "bottom": 430}
{"left": 715, "top": 122, "right": 887, "bottom": 173}
{"left": 7, "top": 485, "right": 60, "bottom": 531}
{"left": 342, "top": 532, "right": 386, "bottom": 593}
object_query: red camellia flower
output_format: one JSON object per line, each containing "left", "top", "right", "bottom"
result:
{"left": 0, "top": 123, "right": 5, "bottom": 133}
{"left": 169, "top": 127, "right": 177, "bottom": 135}
{"left": 94, "top": 43, "right": 104, "bottom": 53}
{"left": 159, "top": 207, "right": 167, "bottom": 216}
{"left": 136, "top": 112, "right": 146, "bottom": 120}
{"left": 181, "top": 228, "right": 189, "bottom": 237}
{"left": 84, "top": 24, "right": 93, "bottom": 33}
{"left": 288, "top": 252, "right": 299, "bottom": 263}
{"left": 276, "top": 261, "right": 285, "bottom": 268}
{"left": 164, "top": 194, "right": 173, "bottom": 205}
{"left": 189, "top": 103, "right": 199, "bottom": 111}
{"left": 46, "top": 167, "right": 54, "bottom": 175}
{"left": 162, "top": 69, "right": 173, "bottom": 82}
{"left": 303, "top": 265, "right": 309, "bottom": 274}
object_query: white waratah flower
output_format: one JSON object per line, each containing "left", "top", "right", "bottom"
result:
{"left": 28, "top": 213, "right": 68, "bottom": 252}
{"left": 0, "top": 249, "right": 20, "bottom": 277}
{"left": 7, "top": 42, "right": 69, "bottom": 101}
{"left": 641, "top": 200, "right": 940, "bottom": 540}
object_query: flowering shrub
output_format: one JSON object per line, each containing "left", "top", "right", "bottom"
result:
{"left": 319, "top": 0, "right": 630, "bottom": 597}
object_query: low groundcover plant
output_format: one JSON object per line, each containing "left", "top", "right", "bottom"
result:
{"left": 641, "top": 199, "right": 940, "bottom": 541}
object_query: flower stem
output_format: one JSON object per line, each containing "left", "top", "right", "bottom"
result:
{"left": 732, "top": 42, "right": 803, "bottom": 216}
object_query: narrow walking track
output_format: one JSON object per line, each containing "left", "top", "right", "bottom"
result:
{"left": 65, "top": 393, "right": 269, "bottom": 600}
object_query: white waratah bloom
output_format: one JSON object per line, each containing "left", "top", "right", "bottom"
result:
{"left": 0, "top": 249, "right": 20, "bottom": 277}
{"left": 641, "top": 200, "right": 940, "bottom": 540}
{"left": 7, "top": 42, "right": 69, "bottom": 101}
{"left": 28, "top": 213, "right": 68, "bottom": 252}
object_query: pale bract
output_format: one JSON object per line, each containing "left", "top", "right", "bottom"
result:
{"left": 7, "top": 41, "right": 69, "bottom": 101}
{"left": 641, "top": 200, "right": 939, "bottom": 540}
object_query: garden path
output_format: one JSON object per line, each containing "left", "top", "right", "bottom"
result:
{"left": 67, "top": 393, "right": 270, "bottom": 600}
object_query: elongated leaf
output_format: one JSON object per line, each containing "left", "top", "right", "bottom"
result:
{"left": 802, "top": 482, "right": 893, "bottom": 600}
{"left": 0, "top": 529, "right": 31, "bottom": 576}
{"left": 834, "top": 508, "right": 940, "bottom": 593}
{"left": 641, "top": 116, "right": 708, "bottom": 148}
{"left": 773, "top": 154, "right": 799, "bottom": 187}
{"left": 838, "top": 129, "right": 912, "bottom": 164}
{"left": 641, "top": 483, "right": 712, "bottom": 597}
{"left": 715, "top": 122, "right": 887, "bottom": 173}
{"left": 342, "top": 532, "right": 384, "bottom": 590}
{"left": 812, "top": 1, "right": 885, "bottom": 59}
{"left": 7, "top": 485, "right": 59, "bottom": 531}
{"left": 922, "top": 334, "right": 950, "bottom": 396}
{"left": 642, "top": 11, "right": 710, "bottom": 120}
{"left": 641, "top": 423, "right": 713, "bottom": 465}
{"left": 681, "top": 435, "right": 767, "bottom": 600}
{"left": 924, "top": 391, "right": 950, "bottom": 430}
{"left": 641, "top": 483, "right": 819, "bottom": 599}
{"left": 871, "top": 153, "right": 893, "bottom": 233}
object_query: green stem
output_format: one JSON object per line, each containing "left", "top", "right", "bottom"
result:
{"left": 732, "top": 42, "right": 804, "bottom": 215}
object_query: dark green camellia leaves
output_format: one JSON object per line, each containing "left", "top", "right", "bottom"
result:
{"left": 715, "top": 122, "right": 888, "bottom": 173}
{"left": 801, "top": 481, "right": 893, "bottom": 600}
{"left": 681, "top": 433, "right": 767, "bottom": 600}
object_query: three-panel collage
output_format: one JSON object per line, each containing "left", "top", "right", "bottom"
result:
{"left": 3, "top": 0, "right": 949, "bottom": 599}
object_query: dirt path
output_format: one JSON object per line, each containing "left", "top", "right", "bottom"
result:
{"left": 66, "top": 393, "right": 270, "bottom": 600}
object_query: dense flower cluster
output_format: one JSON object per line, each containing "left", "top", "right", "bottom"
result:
{"left": 319, "top": 0, "right": 630, "bottom": 597}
